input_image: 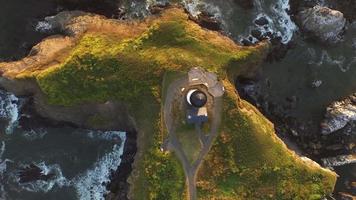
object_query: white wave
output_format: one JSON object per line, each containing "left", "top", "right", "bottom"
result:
{"left": 343, "top": 57, "right": 356, "bottom": 72}
{"left": 73, "top": 131, "right": 126, "bottom": 200}
{"left": 0, "top": 91, "right": 22, "bottom": 134}
{"left": 312, "top": 50, "right": 354, "bottom": 72}
{"left": 352, "top": 38, "right": 356, "bottom": 50}
{"left": 35, "top": 20, "right": 53, "bottom": 33}
{"left": 0, "top": 141, "right": 4, "bottom": 159}
{"left": 182, "top": 0, "right": 222, "bottom": 20}
{"left": 2, "top": 131, "right": 126, "bottom": 199}
{"left": 17, "top": 162, "right": 70, "bottom": 193}
{"left": 0, "top": 141, "right": 11, "bottom": 176}
{"left": 271, "top": 0, "right": 297, "bottom": 43}
{"left": 0, "top": 141, "right": 12, "bottom": 200}
{"left": 22, "top": 129, "right": 48, "bottom": 141}
{"left": 252, "top": 0, "right": 297, "bottom": 43}
{"left": 86, "top": 130, "right": 126, "bottom": 142}
{"left": 182, "top": 0, "right": 202, "bottom": 17}
{"left": 145, "top": 0, "right": 158, "bottom": 10}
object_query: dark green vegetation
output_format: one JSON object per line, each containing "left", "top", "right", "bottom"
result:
{"left": 197, "top": 81, "right": 337, "bottom": 200}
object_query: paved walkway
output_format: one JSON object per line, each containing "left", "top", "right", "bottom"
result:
{"left": 163, "top": 76, "right": 223, "bottom": 200}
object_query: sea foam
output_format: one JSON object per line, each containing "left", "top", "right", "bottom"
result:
{"left": 73, "top": 131, "right": 126, "bottom": 200}
{"left": 253, "top": 0, "right": 297, "bottom": 44}
{"left": 0, "top": 90, "right": 22, "bottom": 134}
{"left": 10, "top": 131, "right": 126, "bottom": 200}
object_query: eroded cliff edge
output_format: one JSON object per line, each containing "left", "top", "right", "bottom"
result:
{"left": 0, "top": 6, "right": 336, "bottom": 200}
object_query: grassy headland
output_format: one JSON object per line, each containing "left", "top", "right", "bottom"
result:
{"left": 0, "top": 6, "right": 336, "bottom": 200}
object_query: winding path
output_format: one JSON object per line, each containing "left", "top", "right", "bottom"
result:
{"left": 163, "top": 76, "right": 223, "bottom": 200}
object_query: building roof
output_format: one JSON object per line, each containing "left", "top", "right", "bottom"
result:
{"left": 188, "top": 67, "right": 224, "bottom": 98}
{"left": 188, "top": 90, "right": 207, "bottom": 108}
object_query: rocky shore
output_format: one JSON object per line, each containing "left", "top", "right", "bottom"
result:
{"left": 0, "top": 1, "right": 343, "bottom": 199}
{"left": 106, "top": 130, "right": 137, "bottom": 200}
{"left": 297, "top": 5, "right": 346, "bottom": 43}
{"left": 14, "top": 95, "right": 137, "bottom": 200}
{"left": 321, "top": 93, "right": 356, "bottom": 135}
{"left": 235, "top": 0, "right": 356, "bottom": 198}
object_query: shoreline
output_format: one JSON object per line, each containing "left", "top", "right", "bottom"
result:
{"left": 17, "top": 95, "right": 137, "bottom": 199}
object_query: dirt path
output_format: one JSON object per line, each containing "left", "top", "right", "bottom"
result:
{"left": 163, "top": 77, "right": 223, "bottom": 200}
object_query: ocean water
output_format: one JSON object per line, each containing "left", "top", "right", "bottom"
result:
{"left": 0, "top": 91, "right": 126, "bottom": 199}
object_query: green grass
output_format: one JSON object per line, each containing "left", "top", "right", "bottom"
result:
{"left": 35, "top": 14, "right": 264, "bottom": 108}
{"left": 129, "top": 96, "right": 186, "bottom": 200}
{"left": 196, "top": 81, "right": 336, "bottom": 200}
{"left": 140, "top": 115, "right": 186, "bottom": 200}
{"left": 161, "top": 71, "right": 185, "bottom": 103}
{"left": 175, "top": 122, "right": 202, "bottom": 164}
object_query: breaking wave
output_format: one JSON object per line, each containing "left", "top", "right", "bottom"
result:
{"left": 0, "top": 141, "right": 12, "bottom": 200}
{"left": 308, "top": 48, "right": 356, "bottom": 73}
{"left": 252, "top": 0, "right": 297, "bottom": 43}
{"left": 35, "top": 20, "right": 53, "bottom": 33}
{"left": 2, "top": 131, "right": 126, "bottom": 200}
{"left": 0, "top": 90, "right": 23, "bottom": 134}
{"left": 21, "top": 129, "right": 48, "bottom": 141}
{"left": 73, "top": 131, "right": 126, "bottom": 200}
{"left": 180, "top": 0, "right": 296, "bottom": 44}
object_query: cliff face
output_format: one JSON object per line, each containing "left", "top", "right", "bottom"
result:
{"left": 0, "top": 6, "right": 336, "bottom": 200}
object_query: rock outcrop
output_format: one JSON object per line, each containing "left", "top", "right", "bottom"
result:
{"left": 321, "top": 93, "right": 356, "bottom": 135}
{"left": 297, "top": 6, "right": 346, "bottom": 43}
{"left": 321, "top": 154, "right": 356, "bottom": 167}
{"left": 327, "top": 0, "right": 356, "bottom": 21}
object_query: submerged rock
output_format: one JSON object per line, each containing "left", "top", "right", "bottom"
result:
{"left": 233, "top": 0, "right": 254, "bottom": 9}
{"left": 321, "top": 93, "right": 356, "bottom": 135}
{"left": 297, "top": 6, "right": 346, "bottom": 43}
{"left": 18, "top": 163, "right": 55, "bottom": 183}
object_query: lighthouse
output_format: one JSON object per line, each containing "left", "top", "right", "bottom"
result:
{"left": 186, "top": 89, "right": 208, "bottom": 124}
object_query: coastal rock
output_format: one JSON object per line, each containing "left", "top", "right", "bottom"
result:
{"left": 337, "top": 192, "right": 356, "bottom": 200}
{"left": 254, "top": 17, "right": 269, "bottom": 26}
{"left": 18, "top": 163, "right": 54, "bottom": 183}
{"left": 320, "top": 93, "right": 356, "bottom": 135}
{"left": 188, "top": 11, "right": 221, "bottom": 31}
{"left": 297, "top": 6, "right": 346, "bottom": 43}
{"left": 321, "top": 154, "right": 356, "bottom": 167}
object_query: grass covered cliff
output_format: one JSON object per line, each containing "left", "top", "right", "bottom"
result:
{"left": 0, "top": 6, "right": 336, "bottom": 200}
{"left": 197, "top": 81, "right": 336, "bottom": 200}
